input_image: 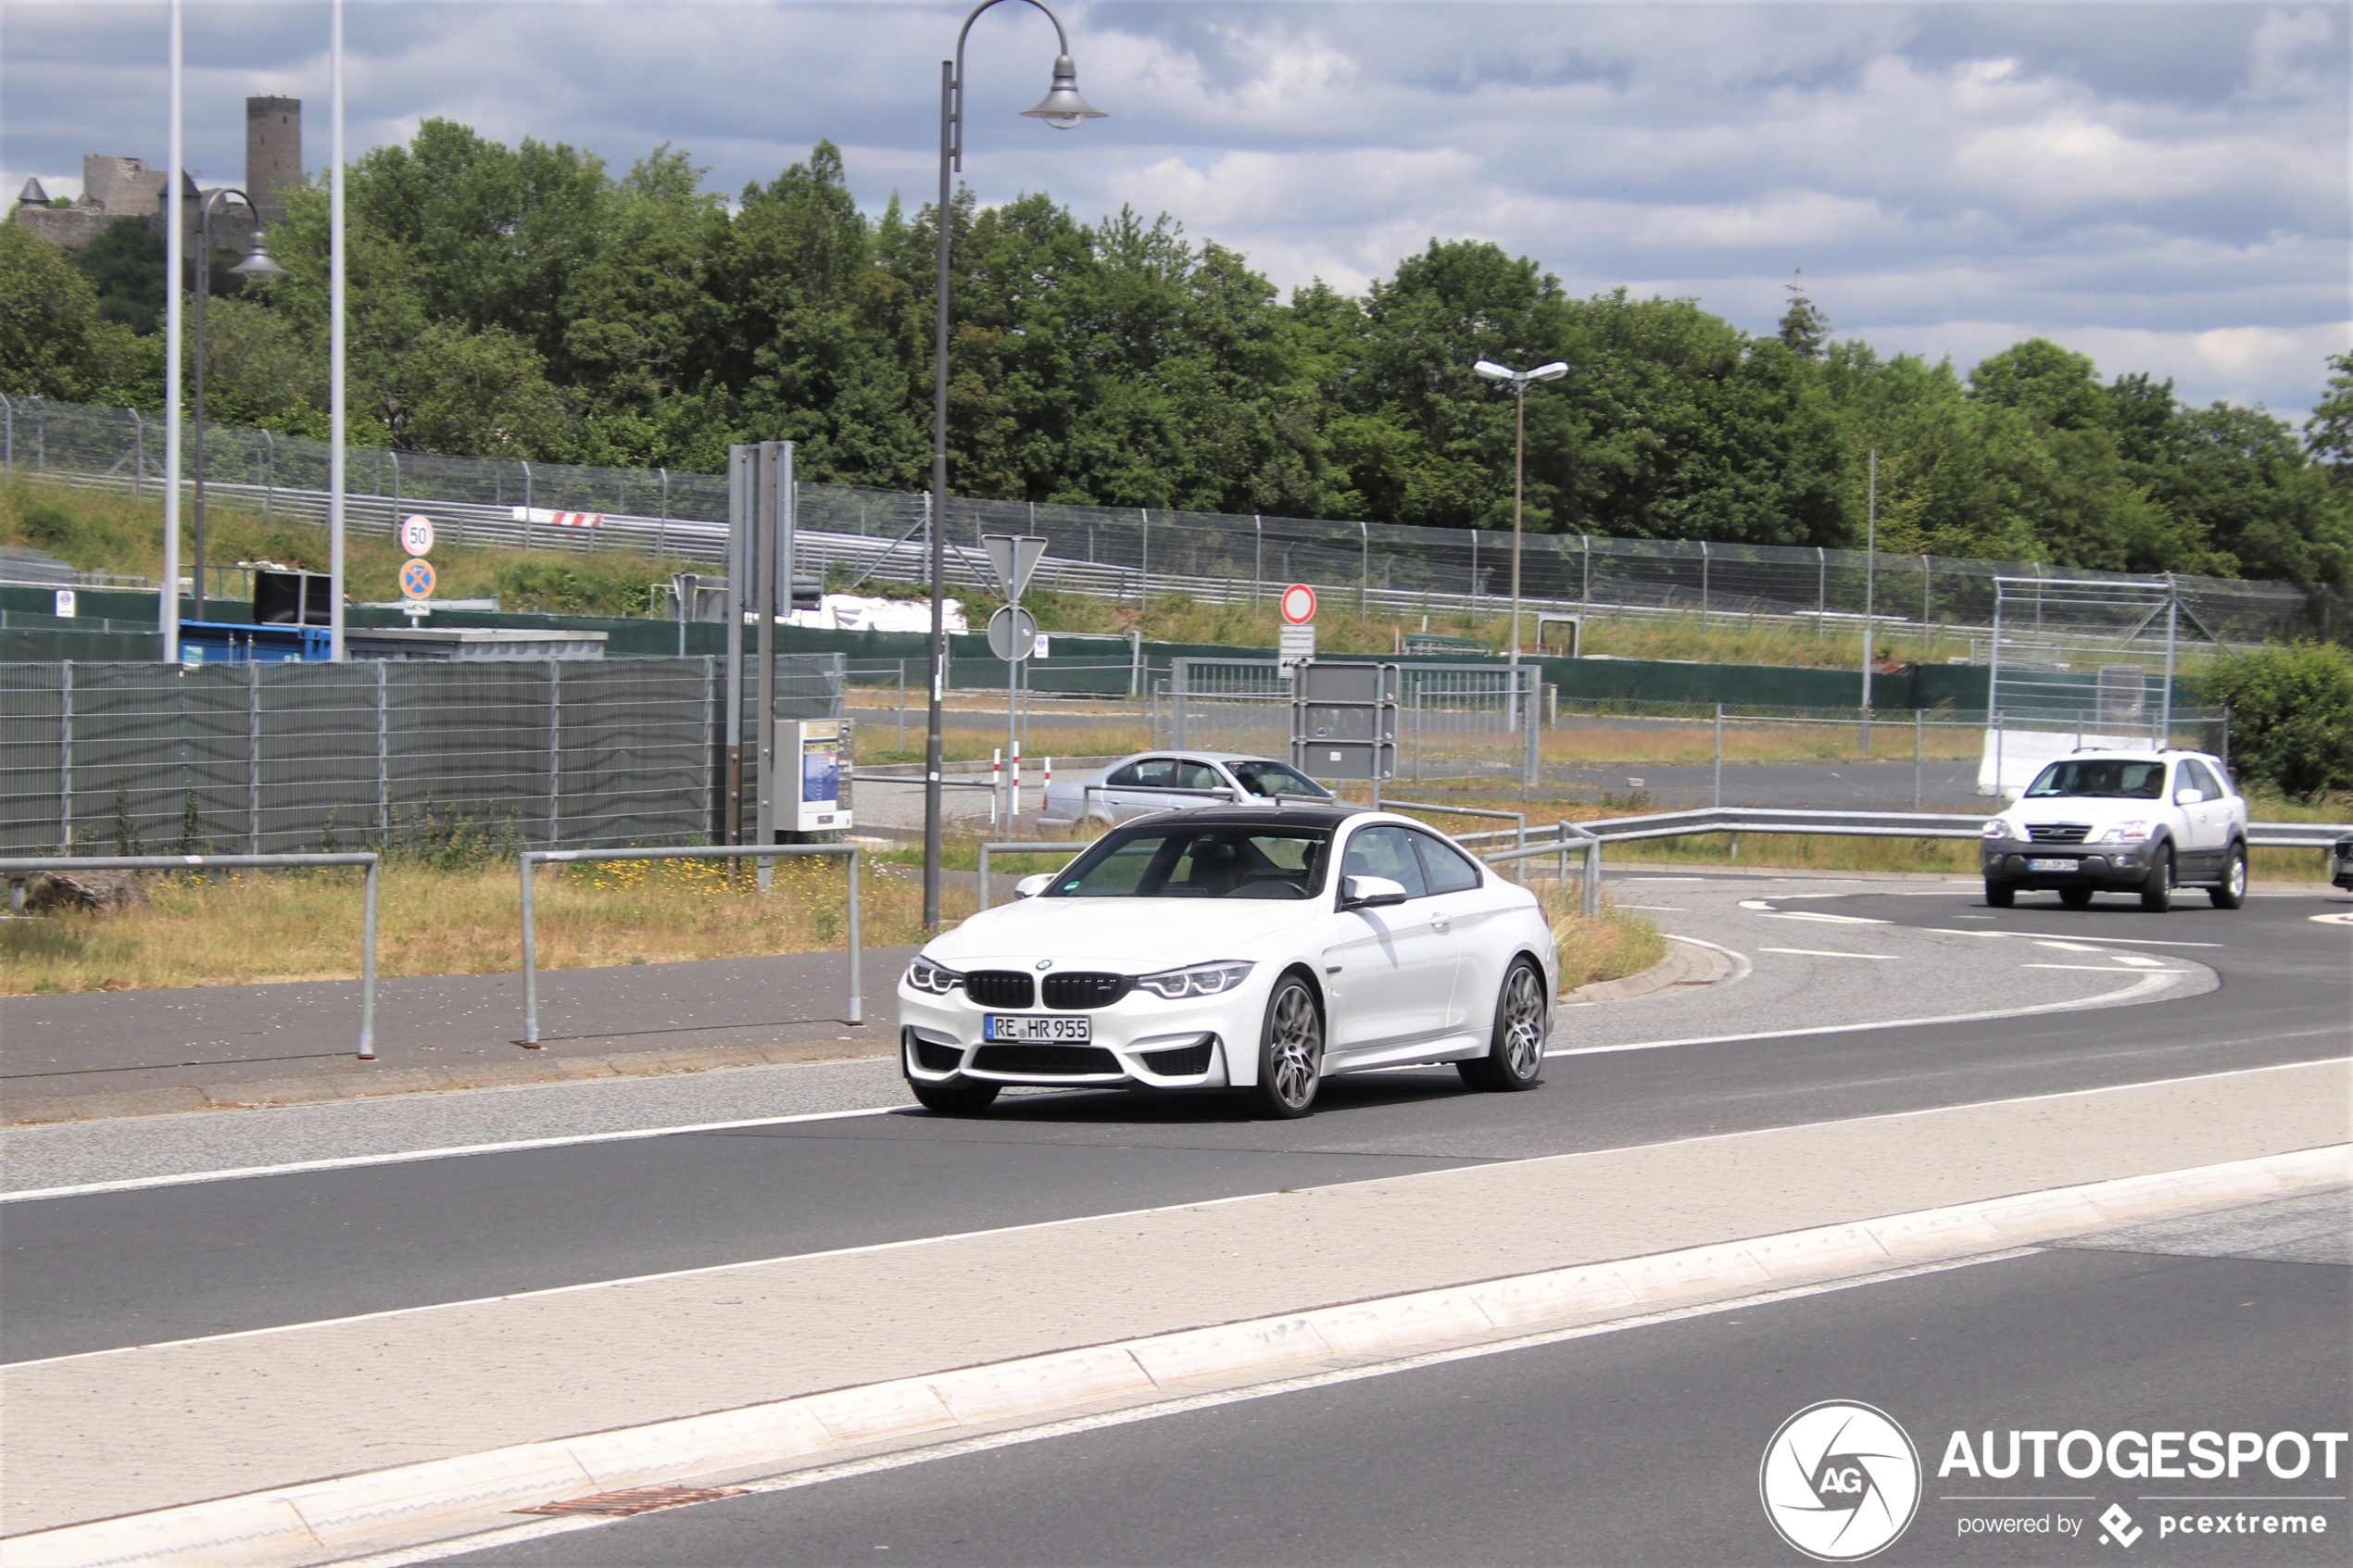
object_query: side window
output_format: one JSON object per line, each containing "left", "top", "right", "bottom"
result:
{"left": 1340, "top": 826, "right": 1429, "bottom": 898}
{"left": 1410, "top": 832, "right": 1483, "bottom": 895}
{"left": 1132, "top": 758, "right": 1178, "bottom": 789}
{"left": 1176, "top": 759, "right": 1222, "bottom": 792}
{"left": 1103, "top": 761, "right": 1144, "bottom": 788}
{"left": 2190, "top": 760, "right": 2228, "bottom": 800}
{"left": 2170, "top": 762, "right": 2204, "bottom": 802}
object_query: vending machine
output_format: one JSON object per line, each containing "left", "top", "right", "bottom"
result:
{"left": 778, "top": 719, "right": 852, "bottom": 832}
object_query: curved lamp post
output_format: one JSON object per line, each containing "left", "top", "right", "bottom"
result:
{"left": 192, "top": 188, "right": 284, "bottom": 619}
{"left": 1472, "top": 358, "right": 1567, "bottom": 717}
{"left": 923, "top": 0, "right": 1104, "bottom": 931}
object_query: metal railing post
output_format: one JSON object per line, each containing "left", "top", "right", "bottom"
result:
{"left": 247, "top": 662, "right": 262, "bottom": 853}
{"left": 1584, "top": 835, "right": 1601, "bottom": 918}
{"left": 1714, "top": 703, "right": 1723, "bottom": 808}
{"left": 359, "top": 859, "right": 379, "bottom": 1059}
{"left": 521, "top": 852, "right": 540, "bottom": 1045}
{"left": 846, "top": 847, "right": 862, "bottom": 1025}
{"left": 2, "top": 852, "right": 382, "bottom": 1055}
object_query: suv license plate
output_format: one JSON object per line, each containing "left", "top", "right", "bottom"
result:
{"left": 984, "top": 1014, "right": 1091, "bottom": 1043}
{"left": 2028, "top": 858, "right": 2077, "bottom": 872}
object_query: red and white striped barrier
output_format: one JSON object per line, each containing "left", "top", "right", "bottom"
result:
{"left": 510, "top": 507, "right": 602, "bottom": 528}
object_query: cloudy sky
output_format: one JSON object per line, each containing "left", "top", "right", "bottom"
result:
{"left": 6, "top": 2, "right": 2347, "bottom": 419}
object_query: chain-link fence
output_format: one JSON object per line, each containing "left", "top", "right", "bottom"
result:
{"left": 0, "top": 654, "right": 844, "bottom": 856}
{"left": 8, "top": 397, "right": 2333, "bottom": 647}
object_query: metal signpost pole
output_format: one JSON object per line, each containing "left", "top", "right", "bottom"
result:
{"left": 162, "top": 0, "right": 184, "bottom": 664}
{"left": 755, "top": 443, "right": 781, "bottom": 888}
{"left": 328, "top": 0, "right": 347, "bottom": 661}
{"left": 1861, "top": 447, "right": 1876, "bottom": 753}
{"left": 724, "top": 445, "right": 749, "bottom": 844}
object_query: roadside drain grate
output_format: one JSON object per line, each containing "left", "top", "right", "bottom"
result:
{"left": 516, "top": 1486, "right": 749, "bottom": 1517}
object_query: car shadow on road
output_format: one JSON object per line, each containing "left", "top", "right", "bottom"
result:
{"left": 894, "top": 1067, "right": 1478, "bottom": 1127}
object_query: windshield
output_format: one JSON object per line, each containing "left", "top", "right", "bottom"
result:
{"left": 1227, "top": 759, "right": 1330, "bottom": 799}
{"left": 2024, "top": 759, "right": 2168, "bottom": 799}
{"left": 1047, "top": 824, "right": 1331, "bottom": 900}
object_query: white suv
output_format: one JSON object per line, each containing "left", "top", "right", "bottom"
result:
{"left": 1981, "top": 749, "right": 2248, "bottom": 911}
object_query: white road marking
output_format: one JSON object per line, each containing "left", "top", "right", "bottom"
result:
{"left": 2033, "top": 939, "right": 2108, "bottom": 952}
{"left": 1660, "top": 933, "right": 1754, "bottom": 984}
{"left": 2108, "top": 954, "right": 2168, "bottom": 968}
{"left": 2311, "top": 911, "right": 2353, "bottom": 926}
{"left": 0, "top": 1104, "right": 910, "bottom": 1206}
{"left": 2023, "top": 964, "right": 2192, "bottom": 973}
{"left": 330, "top": 1249, "right": 2043, "bottom": 1568}
{"left": 1548, "top": 969, "right": 2191, "bottom": 1057}
{"left": 1925, "top": 929, "right": 2223, "bottom": 948}
{"left": 1759, "top": 910, "right": 1892, "bottom": 924}
{"left": 1757, "top": 948, "right": 1901, "bottom": 960}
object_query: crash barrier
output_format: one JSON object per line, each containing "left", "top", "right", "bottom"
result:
{"left": 18, "top": 397, "right": 2324, "bottom": 645}
{"left": 975, "top": 841, "right": 1093, "bottom": 912}
{"left": 517, "top": 843, "right": 860, "bottom": 1046}
{"left": 0, "top": 851, "right": 381, "bottom": 1056}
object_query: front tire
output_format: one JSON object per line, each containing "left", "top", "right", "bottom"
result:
{"left": 1461, "top": 957, "right": 1548, "bottom": 1092}
{"left": 2140, "top": 848, "right": 2175, "bottom": 912}
{"left": 909, "top": 1076, "right": 1000, "bottom": 1115}
{"left": 1985, "top": 881, "right": 2017, "bottom": 908}
{"left": 2210, "top": 845, "right": 2247, "bottom": 909}
{"left": 1245, "top": 972, "right": 1323, "bottom": 1119}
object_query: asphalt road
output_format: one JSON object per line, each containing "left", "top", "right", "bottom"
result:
{"left": 445, "top": 1194, "right": 2351, "bottom": 1567}
{"left": 6, "top": 884, "right": 2344, "bottom": 1366}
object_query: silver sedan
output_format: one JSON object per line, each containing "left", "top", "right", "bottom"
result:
{"left": 1038, "top": 751, "right": 1333, "bottom": 827}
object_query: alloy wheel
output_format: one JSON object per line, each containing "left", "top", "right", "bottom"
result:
{"left": 1267, "top": 984, "right": 1322, "bottom": 1109}
{"left": 1501, "top": 964, "right": 1547, "bottom": 1079}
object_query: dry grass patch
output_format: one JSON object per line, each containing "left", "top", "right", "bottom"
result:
{"left": 1, "top": 856, "right": 952, "bottom": 996}
{"left": 1532, "top": 887, "right": 1668, "bottom": 991}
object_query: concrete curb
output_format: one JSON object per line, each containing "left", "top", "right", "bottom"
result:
{"left": 7, "top": 1144, "right": 2342, "bottom": 1568}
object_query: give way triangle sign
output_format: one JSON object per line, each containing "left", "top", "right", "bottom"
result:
{"left": 982, "top": 533, "right": 1049, "bottom": 600}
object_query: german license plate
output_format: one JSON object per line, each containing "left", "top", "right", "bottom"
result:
{"left": 2028, "top": 858, "right": 2077, "bottom": 872}
{"left": 984, "top": 1014, "right": 1091, "bottom": 1043}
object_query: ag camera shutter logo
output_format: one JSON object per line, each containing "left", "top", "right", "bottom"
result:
{"left": 1760, "top": 1400, "right": 1922, "bottom": 1561}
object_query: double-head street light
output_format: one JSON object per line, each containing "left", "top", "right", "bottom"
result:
{"left": 923, "top": 0, "right": 1104, "bottom": 931}
{"left": 1471, "top": 358, "right": 1567, "bottom": 686}
{"left": 191, "top": 189, "right": 284, "bottom": 619}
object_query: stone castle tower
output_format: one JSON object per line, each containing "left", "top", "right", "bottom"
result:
{"left": 245, "top": 96, "right": 301, "bottom": 223}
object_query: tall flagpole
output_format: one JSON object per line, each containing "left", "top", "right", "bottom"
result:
{"left": 161, "top": 0, "right": 183, "bottom": 662}
{"left": 328, "top": 0, "right": 346, "bottom": 659}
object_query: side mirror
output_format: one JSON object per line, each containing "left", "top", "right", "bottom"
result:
{"left": 1013, "top": 873, "right": 1053, "bottom": 899}
{"left": 1341, "top": 874, "right": 1409, "bottom": 909}
{"left": 2174, "top": 787, "right": 2203, "bottom": 805}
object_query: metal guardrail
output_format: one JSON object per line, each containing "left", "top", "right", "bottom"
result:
{"left": 518, "top": 844, "right": 861, "bottom": 1046}
{"left": 0, "top": 852, "right": 382, "bottom": 1057}
{"left": 1472, "top": 807, "right": 2353, "bottom": 922}
{"left": 975, "top": 841, "right": 1093, "bottom": 911}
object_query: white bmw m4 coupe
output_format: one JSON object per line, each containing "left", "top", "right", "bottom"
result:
{"left": 898, "top": 803, "right": 1558, "bottom": 1118}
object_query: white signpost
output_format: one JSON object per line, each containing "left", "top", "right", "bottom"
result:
{"left": 1278, "top": 582, "right": 1316, "bottom": 672}
{"left": 981, "top": 534, "right": 1051, "bottom": 824}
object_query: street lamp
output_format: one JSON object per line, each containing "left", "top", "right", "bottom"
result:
{"left": 191, "top": 189, "right": 284, "bottom": 620}
{"left": 1471, "top": 358, "right": 1567, "bottom": 705}
{"left": 923, "top": 0, "right": 1104, "bottom": 931}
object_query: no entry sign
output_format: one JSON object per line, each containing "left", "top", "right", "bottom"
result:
{"left": 1279, "top": 583, "right": 1317, "bottom": 625}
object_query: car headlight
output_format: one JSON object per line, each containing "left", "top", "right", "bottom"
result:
{"left": 1136, "top": 960, "right": 1254, "bottom": 999}
{"left": 906, "top": 956, "right": 963, "bottom": 995}
{"left": 1982, "top": 820, "right": 2008, "bottom": 839}
{"left": 2095, "top": 821, "right": 2151, "bottom": 844}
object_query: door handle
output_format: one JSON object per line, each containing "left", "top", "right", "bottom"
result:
{"left": 1429, "top": 912, "right": 1452, "bottom": 934}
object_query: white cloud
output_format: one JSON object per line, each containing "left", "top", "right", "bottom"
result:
{"left": 2, "top": 2, "right": 2344, "bottom": 417}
